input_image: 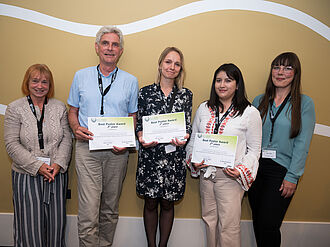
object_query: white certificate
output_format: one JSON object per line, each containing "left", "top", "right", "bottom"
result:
{"left": 191, "top": 133, "right": 238, "bottom": 168}
{"left": 88, "top": 117, "right": 136, "bottom": 150}
{"left": 142, "top": 112, "right": 186, "bottom": 143}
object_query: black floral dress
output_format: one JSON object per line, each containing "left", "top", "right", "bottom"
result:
{"left": 136, "top": 83, "right": 193, "bottom": 201}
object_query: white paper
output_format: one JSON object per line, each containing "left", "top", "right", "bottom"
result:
{"left": 191, "top": 133, "right": 238, "bottom": 168}
{"left": 88, "top": 117, "right": 136, "bottom": 150}
{"left": 142, "top": 112, "right": 186, "bottom": 143}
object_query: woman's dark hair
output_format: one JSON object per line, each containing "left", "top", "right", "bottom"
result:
{"left": 207, "top": 63, "right": 250, "bottom": 117}
{"left": 258, "top": 52, "right": 302, "bottom": 138}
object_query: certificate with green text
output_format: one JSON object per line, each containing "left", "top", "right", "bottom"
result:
{"left": 142, "top": 112, "right": 186, "bottom": 143}
{"left": 191, "top": 133, "right": 238, "bottom": 168}
{"left": 88, "top": 117, "right": 136, "bottom": 150}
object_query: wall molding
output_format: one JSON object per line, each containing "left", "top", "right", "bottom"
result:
{"left": 0, "top": 213, "right": 329, "bottom": 246}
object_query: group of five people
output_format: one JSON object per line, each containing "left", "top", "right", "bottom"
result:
{"left": 4, "top": 25, "right": 315, "bottom": 247}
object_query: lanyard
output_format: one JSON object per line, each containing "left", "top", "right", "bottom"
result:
{"left": 97, "top": 65, "right": 118, "bottom": 115}
{"left": 159, "top": 85, "right": 178, "bottom": 113}
{"left": 268, "top": 93, "right": 291, "bottom": 143}
{"left": 167, "top": 87, "right": 178, "bottom": 113}
{"left": 214, "top": 103, "right": 234, "bottom": 134}
{"left": 27, "top": 95, "right": 47, "bottom": 150}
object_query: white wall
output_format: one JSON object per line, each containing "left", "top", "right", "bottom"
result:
{"left": 0, "top": 214, "right": 329, "bottom": 247}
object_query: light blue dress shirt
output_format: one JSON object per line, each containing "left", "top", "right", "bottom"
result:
{"left": 68, "top": 66, "right": 138, "bottom": 128}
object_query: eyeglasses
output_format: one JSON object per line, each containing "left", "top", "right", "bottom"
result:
{"left": 272, "top": 65, "right": 294, "bottom": 73}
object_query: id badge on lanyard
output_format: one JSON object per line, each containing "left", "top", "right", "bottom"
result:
{"left": 37, "top": 156, "right": 51, "bottom": 165}
{"left": 262, "top": 147, "right": 276, "bottom": 158}
{"left": 262, "top": 94, "right": 290, "bottom": 159}
{"left": 165, "top": 144, "right": 176, "bottom": 153}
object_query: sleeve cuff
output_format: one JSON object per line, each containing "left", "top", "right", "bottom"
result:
{"left": 284, "top": 173, "right": 299, "bottom": 184}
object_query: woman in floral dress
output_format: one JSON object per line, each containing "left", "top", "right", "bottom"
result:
{"left": 136, "top": 47, "right": 192, "bottom": 247}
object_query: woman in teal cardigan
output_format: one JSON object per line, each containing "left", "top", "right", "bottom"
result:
{"left": 248, "top": 52, "right": 315, "bottom": 247}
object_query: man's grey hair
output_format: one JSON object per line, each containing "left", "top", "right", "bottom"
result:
{"left": 95, "top": 26, "right": 124, "bottom": 48}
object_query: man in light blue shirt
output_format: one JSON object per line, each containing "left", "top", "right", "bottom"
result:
{"left": 68, "top": 26, "right": 138, "bottom": 246}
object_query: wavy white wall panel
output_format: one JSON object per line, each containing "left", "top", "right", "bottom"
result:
{"left": 0, "top": 1, "right": 329, "bottom": 39}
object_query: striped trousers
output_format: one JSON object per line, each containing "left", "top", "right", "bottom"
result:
{"left": 12, "top": 170, "right": 68, "bottom": 247}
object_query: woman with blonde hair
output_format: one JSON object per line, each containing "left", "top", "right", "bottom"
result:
{"left": 136, "top": 47, "right": 193, "bottom": 247}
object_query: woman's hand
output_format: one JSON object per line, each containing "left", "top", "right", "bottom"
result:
{"left": 171, "top": 134, "right": 190, "bottom": 147}
{"left": 279, "top": 179, "right": 296, "bottom": 198}
{"left": 137, "top": 131, "right": 158, "bottom": 148}
{"left": 39, "top": 163, "right": 62, "bottom": 182}
{"left": 38, "top": 163, "right": 54, "bottom": 182}
{"left": 49, "top": 163, "right": 61, "bottom": 180}
{"left": 192, "top": 160, "right": 209, "bottom": 170}
{"left": 223, "top": 167, "right": 240, "bottom": 179}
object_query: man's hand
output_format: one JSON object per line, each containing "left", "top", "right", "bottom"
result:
{"left": 68, "top": 106, "right": 93, "bottom": 140}
{"left": 112, "top": 146, "right": 128, "bottom": 154}
{"left": 74, "top": 126, "right": 94, "bottom": 141}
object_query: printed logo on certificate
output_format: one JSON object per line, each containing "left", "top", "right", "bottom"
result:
{"left": 88, "top": 117, "right": 136, "bottom": 150}
{"left": 191, "top": 133, "right": 238, "bottom": 168}
{"left": 142, "top": 112, "right": 186, "bottom": 143}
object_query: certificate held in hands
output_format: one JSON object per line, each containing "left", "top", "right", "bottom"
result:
{"left": 88, "top": 117, "right": 136, "bottom": 150}
{"left": 191, "top": 133, "right": 238, "bottom": 168}
{"left": 142, "top": 112, "right": 186, "bottom": 143}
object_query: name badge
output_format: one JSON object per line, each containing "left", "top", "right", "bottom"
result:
{"left": 262, "top": 148, "right": 276, "bottom": 159}
{"left": 165, "top": 144, "right": 176, "bottom": 154}
{"left": 37, "top": 156, "right": 51, "bottom": 165}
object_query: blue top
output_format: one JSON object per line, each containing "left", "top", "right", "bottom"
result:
{"left": 68, "top": 66, "right": 139, "bottom": 128}
{"left": 253, "top": 94, "right": 315, "bottom": 184}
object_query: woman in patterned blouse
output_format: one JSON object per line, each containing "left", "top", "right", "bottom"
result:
{"left": 186, "top": 63, "right": 262, "bottom": 247}
{"left": 136, "top": 47, "right": 193, "bottom": 247}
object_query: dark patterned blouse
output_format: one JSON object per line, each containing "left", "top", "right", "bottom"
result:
{"left": 136, "top": 83, "right": 193, "bottom": 201}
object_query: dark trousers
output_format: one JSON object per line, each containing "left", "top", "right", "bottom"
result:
{"left": 248, "top": 158, "right": 294, "bottom": 247}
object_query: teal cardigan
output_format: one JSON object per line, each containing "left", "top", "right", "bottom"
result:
{"left": 253, "top": 94, "right": 315, "bottom": 184}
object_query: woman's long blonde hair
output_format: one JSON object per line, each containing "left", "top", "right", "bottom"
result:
{"left": 156, "top": 47, "right": 185, "bottom": 90}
